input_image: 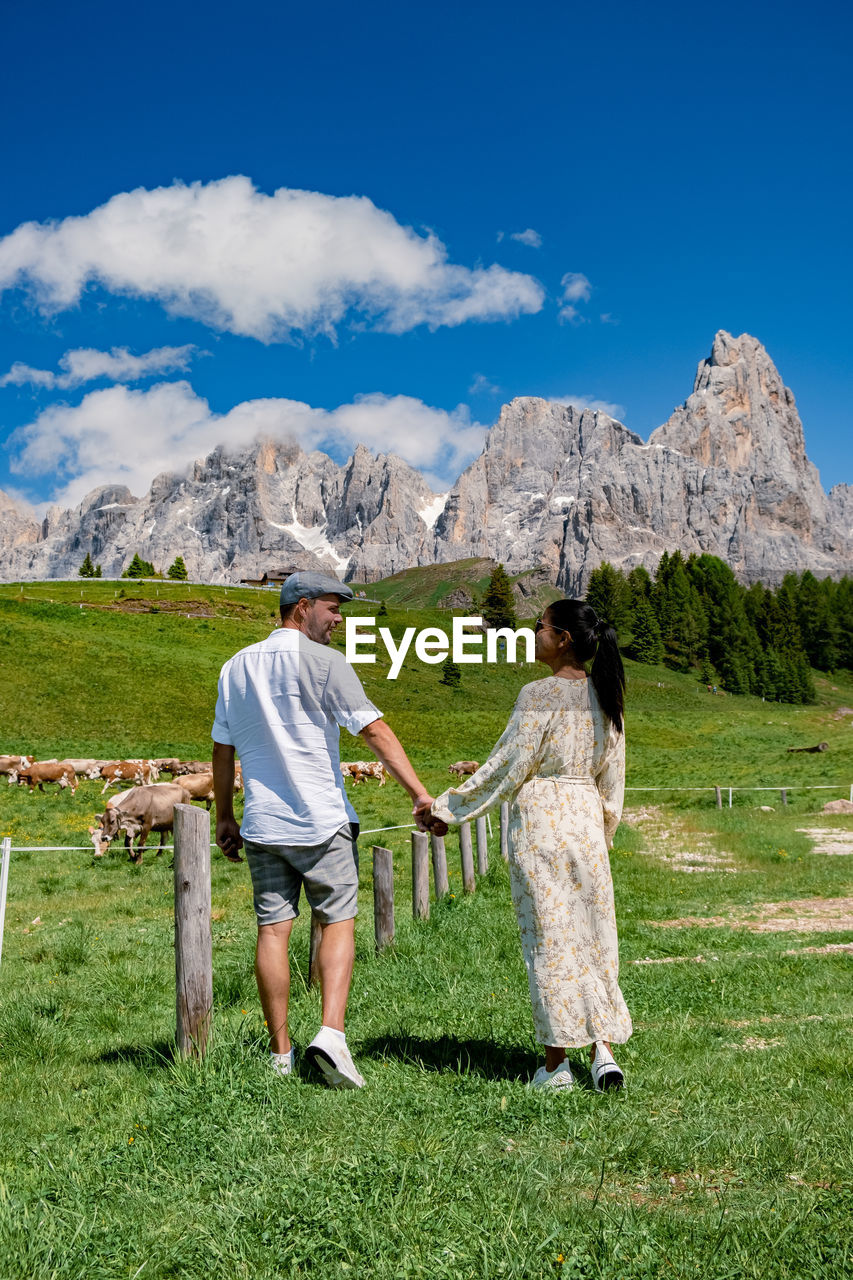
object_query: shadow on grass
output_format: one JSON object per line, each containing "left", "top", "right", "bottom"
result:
{"left": 92, "top": 1039, "right": 176, "bottom": 1069}
{"left": 361, "top": 1033, "right": 540, "bottom": 1081}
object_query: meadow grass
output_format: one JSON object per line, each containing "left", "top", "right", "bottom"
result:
{"left": 0, "top": 580, "right": 851, "bottom": 1277}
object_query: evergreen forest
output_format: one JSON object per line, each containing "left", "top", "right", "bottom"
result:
{"left": 584, "top": 552, "right": 853, "bottom": 704}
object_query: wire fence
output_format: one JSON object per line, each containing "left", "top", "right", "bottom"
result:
{"left": 4, "top": 782, "right": 851, "bottom": 853}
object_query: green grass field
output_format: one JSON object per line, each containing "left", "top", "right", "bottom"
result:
{"left": 0, "top": 577, "right": 851, "bottom": 1278}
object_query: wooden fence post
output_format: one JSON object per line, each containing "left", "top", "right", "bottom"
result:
{"left": 431, "top": 832, "right": 450, "bottom": 899}
{"left": 460, "top": 822, "right": 475, "bottom": 894}
{"left": 411, "top": 831, "right": 430, "bottom": 919}
{"left": 373, "top": 845, "right": 395, "bottom": 950}
{"left": 173, "top": 804, "right": 213, "bottom": 1058}
{"left": 500, "top": 802, "right": 509, "bottom": 861}
{"left": 715, "top": 786, "right": 722, "bottom": 809}
{"left": 308, "top": 913, "right": 323, "bottom": 987}
{"left": 0, "top": 837, "right": 11, "bottom": 969}
{"left": 475, "top": 816, "right": 488, "bottom": 875}
{"left": 780, "top": 788, "right": 788, "bottom": 806}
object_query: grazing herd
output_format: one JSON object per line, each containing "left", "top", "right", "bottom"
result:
{"left": 5, "top": 751, "right": 483, "bottom": 863}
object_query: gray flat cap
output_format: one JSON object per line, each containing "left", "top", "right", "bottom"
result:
{"left": 280, "top": 571, "right": 354, "bottom": 608}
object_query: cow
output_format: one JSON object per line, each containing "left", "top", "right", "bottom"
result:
{"left": 356, "top": 761, "right": 386, "bottom": 786}
{"left": 170, "top": 760, "right": 212, "bottom": 777}
{"left": 341, "top": 761, "right": 386, "bottom": 785}
{"left": 17, "top": 761, "right": 78, "bottom": 795}
{"left": 340, "top": 761, "right": 365, "bottom": 783}
{"left": 449, "top": 760, "right": 480, "bottom": 778}
{"left": 88, "top": 783, "right": 191, "bottom": 862}
{"left": 99, "top": 760, "right": 159, "bottom": 793}
{"left": 151, "top": 757, "right": 182, "bottom": 774}
{"left": 61, "top": 759, "right": 106, "bottom": 779}
{"left": 175, "top": 771, "right": 215, "bottom": 808}
{"left": 0, "top": 754, "right": 34, "bottom": 784}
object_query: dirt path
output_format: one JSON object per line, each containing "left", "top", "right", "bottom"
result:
{"left": 796, "top": 827, "right": 853, "bottom": 856}
{"left": 652, "top": 896, "right": 853, "bottom": 933}
{"left": 624, "top": 804, "right": 737, "bottom": 873}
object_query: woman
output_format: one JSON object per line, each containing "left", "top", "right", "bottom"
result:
{"left": 429, "top": 600, "right": 631, "bottom": 1091}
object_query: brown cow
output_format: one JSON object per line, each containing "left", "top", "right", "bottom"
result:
{"left": 340, "top": 761, "right": 387, "bottom": 785}
{"left": 17, "top": 761, "right": 78, "bottom": 795}
{"left": 355, "top": 761, "right": 386, "bottom": 786}
{"left": 88, "top": 783, "right": 191, "bottom": 862}
{"left": 340, "top": 762, "right": 366, "bottom": 783}
{"left": 99, "top": 760, "right": 158, "bottom": 793}
{"left": 0, "top": 754, "right": 34, "bottom": 784}
{"left": 170, "top": 760, "right": 213, "bottom": 777}
{"left": 448, "top": 760, "right": 479, "bottom": 778}
{"left": 150, "top": 757, "right": 182, "bottom": 775}
{"left": 175, "top": 771, "right": 215, "bottom": 808}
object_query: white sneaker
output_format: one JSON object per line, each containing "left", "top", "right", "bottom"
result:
{"left": 529, "top": 1062, "right": 574, "bottom": 1091}
{"left": 270, "top": 1048, "right": 295, "bottom": 1076}
{"left": 591, "top": 1042, "right": 624, "bottom": 1092}
{"left": 305, "top": 1027, "right": 365, "bottom": 1089}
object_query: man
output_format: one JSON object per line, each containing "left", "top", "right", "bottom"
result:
{"left": 212, "top": 571, "right": 437, "bottom": 1089}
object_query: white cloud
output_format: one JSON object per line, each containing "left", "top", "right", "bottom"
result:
{"left": 0, "top": 176, "right": 545, "bottom": 342}
{"left": 9, "top": 380, "right": 488, "bottom": 508}
{"left": 558, "top": 271, "right": 592, "bottom": 323}
{"left": 468, "top": 373, "right": 501, "bottom": 396}
{"left": 509, "top": 228, "right": 543, "bottom": 248}
{"left": 0, "top": 362, "right": 56, "bottom": 389}
{"left": 0, "top": 344, "right": 198, "bottom": 389}
{"left": 551, "top": 393, "right": 626, "bottom": 421}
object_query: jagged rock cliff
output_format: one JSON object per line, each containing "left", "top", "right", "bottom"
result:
{"left": 0, "top": 440, "right": 439, "bottom": 582}
{"left": 432, "top": 331, "right": 852, "bottom": 591}
{"left": 1, "top": 331, "right": 850, "bottom": 587}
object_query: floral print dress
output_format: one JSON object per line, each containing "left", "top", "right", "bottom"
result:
{"left": 432, "top": 676, "right": 632, "bottom": 1048}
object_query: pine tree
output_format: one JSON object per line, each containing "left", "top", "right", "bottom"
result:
{"left": 627, "top": 565, "right": 653, "bottom": 604}
{"left": 481, "top": 564, "right": 517, "bottom": 629}
{"left": 122, "top": 554, "right": 155, "bottom": 579}
{"left": 757, "top": 647, "right": 783, "bottom": 700}
{"left": 78, "top": 553, "right": 95, "bottom": 578}
{"left": 653, "top": 551, "right": 707, "bottom": 670}
{"left": 585, "top": 562, "right": 632, "bottom": 639}
{"left": 625, "top": 595, "right": 663, "bottom": 664}
{"left": 167, "top": 555, "right": 188, "bottom": 581}
{"left": 439, "top": 655, "right": 462, "bottom": 688}
{"left": 834, "top": 577, "right": 853, "bottom": 670}
{"left": 93, "top": 564, "right": 102, "bottom": 578}
{"left": 796, "top": 571, "right": 839, "bottom": 670}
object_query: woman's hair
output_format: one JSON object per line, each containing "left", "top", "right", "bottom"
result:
{"left": 546, "top": 599, "right": 625, "bottom": 733}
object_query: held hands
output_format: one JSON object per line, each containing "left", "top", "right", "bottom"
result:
{"left": 412, "top": 793, "right": 449, "bottom": 837}
{"left": 216, "top": 816, "right": 244, "bottom": 863}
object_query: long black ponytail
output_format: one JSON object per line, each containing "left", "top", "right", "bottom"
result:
{"left": 546, "top": 599, "right": 625, "bottom": 733}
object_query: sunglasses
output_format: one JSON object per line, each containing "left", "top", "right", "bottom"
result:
{"left": 534, "top": 618, "right": 570, "bottom": 635}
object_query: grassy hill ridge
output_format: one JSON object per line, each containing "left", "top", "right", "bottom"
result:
{"left": 0, "top": 577, "right": 851, "bottom": 799}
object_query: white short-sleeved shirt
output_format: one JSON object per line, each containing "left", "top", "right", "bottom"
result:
{"left": 212, "top": 627, "right": 382, "bottom": 845}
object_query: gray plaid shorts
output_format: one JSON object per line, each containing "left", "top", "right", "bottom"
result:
{"left": 244, "top": 823, "right": 360, "bottom": 926}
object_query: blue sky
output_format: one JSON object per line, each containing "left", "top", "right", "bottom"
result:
{"left": 1, "top": 0, "right": 850, "bottom": 509}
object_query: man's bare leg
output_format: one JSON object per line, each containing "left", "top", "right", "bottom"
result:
{"left": 315, "top": 918, "right": 355, "bottom": 1031}
{"left": 255, "top": 918, "right": 294, "bottom": 1054}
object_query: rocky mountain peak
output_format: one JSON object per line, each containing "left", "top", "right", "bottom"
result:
{"left": 651, "top": 330, "right": 807, "bottom": 474}
{"left": 0, "top": 331, "right": 849, "bottom": 588}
